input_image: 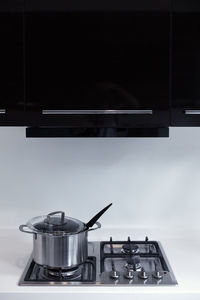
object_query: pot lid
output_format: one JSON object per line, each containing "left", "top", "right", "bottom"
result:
{"left": 27, "top": 211, "right": 85, "bottom": 235}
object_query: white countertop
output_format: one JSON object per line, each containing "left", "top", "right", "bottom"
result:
{"left": 0, "top": 227, "right": 200, "bottom": 300}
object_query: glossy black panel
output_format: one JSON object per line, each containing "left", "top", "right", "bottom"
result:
{"left": 25, "top": 1, "right": 170, "bottom": 126}
{"left": 0, "top": 0, "right": 24, "bottom": 12}
{"left": 0, "top": 1, "right": 24, "bottom": 112}
{"left": 26, "top": 0, "right": 170, "bottom": 12}
{"left": 173, "top": 0, "right": 200, "bottom": 12}
{"left": 25, "top": 12, "right": 169, "bottom": 110}
{"left": 26, "top": 127, "right": 169, "bottom": 138}
{"left": 172, "top": 0, "right": 200, "bottom": 125}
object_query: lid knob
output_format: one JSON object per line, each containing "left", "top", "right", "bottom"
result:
{"left": 46, "top": 211, "right": 65, "bottom": 225}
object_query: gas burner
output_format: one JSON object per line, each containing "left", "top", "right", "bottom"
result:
{"left": 124, "top": 256, "right": 142, "bottom": 271}
{"left": 121, "top": 244, "right": 139, "bottom": 254}
{"left": 42, "top": 266, "right": 82, "bottom": 280}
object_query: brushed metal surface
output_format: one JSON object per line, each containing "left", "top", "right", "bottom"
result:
{"left": 19, "top": 241, "right": 178, "bottom": 286}
{"left": 33, "top": 231, "right": 88, "bottom": 269}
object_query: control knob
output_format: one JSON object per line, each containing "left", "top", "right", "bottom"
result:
{"left": 124, "top": 269, "right": 134, "bottom": 279}
{"left": 153, "top": 270, "right": 163, "bottom": 279}
{"left": 153, "top": 262, "right": 163, "bottom": 279}
{"left": 110, "top": 270, "right": 120, "bottom": 280}
{"left": 138, "top": 268, "right": 148, "bottom": 280}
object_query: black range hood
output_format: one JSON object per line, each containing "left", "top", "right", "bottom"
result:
{"left": 26, "top": 127, "right": 169, "bottom": 138}
{"left": 26, "top": 109, "right": 169, "bottom": 137}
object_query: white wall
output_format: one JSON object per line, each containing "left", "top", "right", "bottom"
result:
{"left": 0, "top": 127, "right": 200, "bottom": 231}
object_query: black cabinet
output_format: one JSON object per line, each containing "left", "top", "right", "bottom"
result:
{"left": 24, "top": 0, "right": 170, "bottom": 128}
{"left": 172, "top": 0, "right": 200, "bottom": 126}
{"left": 2, "top": 0, "right": 200, "bottom": 131}
{"left": 0, "top": 1, "right": 24, "bottom": 119}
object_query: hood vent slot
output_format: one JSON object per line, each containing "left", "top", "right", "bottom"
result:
{"left": 26, "top": 127, "right": 169, "bottom": 138}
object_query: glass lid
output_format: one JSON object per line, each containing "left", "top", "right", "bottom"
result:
{"left": 27, "top": 211, "right": 85, "bottom": 235}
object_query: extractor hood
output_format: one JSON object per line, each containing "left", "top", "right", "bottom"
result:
{"left": 26, "top": 127, "right": 169, "bottom": 138}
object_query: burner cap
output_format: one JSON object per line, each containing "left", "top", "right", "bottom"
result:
{"left": 121, "top": 244, "right": 139, "bottom": 254}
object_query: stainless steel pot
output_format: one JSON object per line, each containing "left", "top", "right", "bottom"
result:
{"left": 19, "top": 211, "right": 101, "bottom": 269}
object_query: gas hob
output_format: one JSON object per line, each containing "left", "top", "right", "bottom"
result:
{"left": 19, "top": 236, "right": 177, "bottom": 286}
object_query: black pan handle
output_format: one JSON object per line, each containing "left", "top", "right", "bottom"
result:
{"left": 88, "top": 221, "right": 101, "bottom": 231}
{"left": 86, "top": 203, "right": 112, "bottom": 229}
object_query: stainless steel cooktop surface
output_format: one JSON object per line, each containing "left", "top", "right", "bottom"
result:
{"left": 19, "top": 236, "right": 177, "bottom": 286}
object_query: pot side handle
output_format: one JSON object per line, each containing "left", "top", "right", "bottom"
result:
{"left": 19, "top": 224, "right": 36, "bottom": 235}
{"left": 88, "top": 221, "right": 101, "bottom": 231}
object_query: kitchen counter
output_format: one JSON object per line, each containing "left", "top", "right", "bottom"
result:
{"left": 0, "top": 227, "right": 200, "bottom": 300}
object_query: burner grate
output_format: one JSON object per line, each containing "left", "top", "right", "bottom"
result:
{"left": 100, "top": 237, "right": 169, "bottom": 273}
{"left": 24, "top": 257, "right": 96, "bottom": 282}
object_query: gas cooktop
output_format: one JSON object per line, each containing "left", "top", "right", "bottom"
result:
{"left": 19, "top": 236, "right": 177, "bottom": 286}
